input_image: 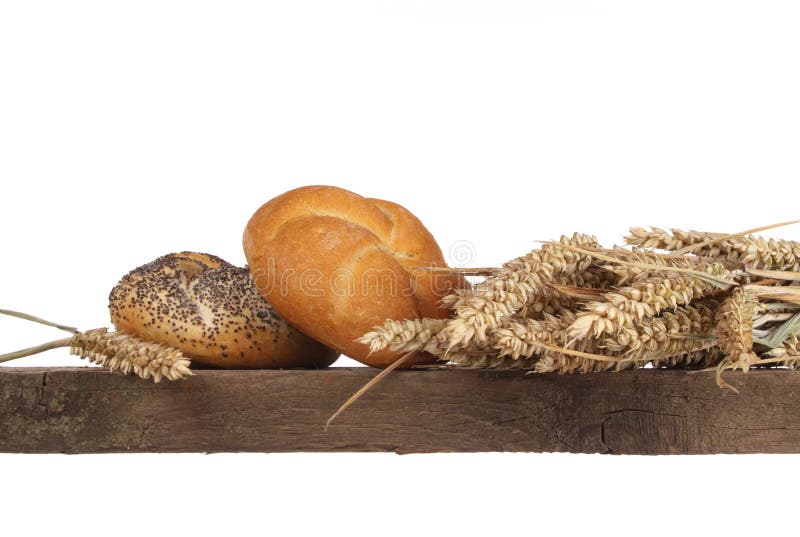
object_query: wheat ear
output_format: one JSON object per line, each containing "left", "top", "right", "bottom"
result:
{"left": 356, "top": 318, "right": 448, "bottom": 355}
{"left": 626, "top": 227, "right": 800, "bottom": 271}
{"left": 597, "top": 251, "right": 718, "bottom": 284}
{"left": 714, "top": 287, "right": 759, "bottom": 372}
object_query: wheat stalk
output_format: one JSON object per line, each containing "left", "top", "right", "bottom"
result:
{"left": 597, "top": 251, "right": 718, "bottom": 284}
{"left": 356, "top": 318, "right": 448, "bottom": 355}
{"left": 0, "top": 309, "right": 192, "bottom": 382}
{"left": 70, "top": 328, "right": 192, "bottom": 382}
{"left": 626, "top": 227, "right": 800, "bottom": 271}
{"left": 626, "top": 227, "right": 723, "bottom": 253}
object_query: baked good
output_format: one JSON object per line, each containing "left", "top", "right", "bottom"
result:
{"left": 109, "top": 252, "right": 339, "bottom": 369}
{"left": 242, "top": 185, "right": 463, "bottom": 368}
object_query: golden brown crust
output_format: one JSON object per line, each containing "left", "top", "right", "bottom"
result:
{"left": 243, "top": 186, "right": 464, "bottom": 368}
{"left": 366, "top": 198, "right": 463, "bottom": 318}
{"left": 109, "top": 252, "right": 339, "bottom": 369}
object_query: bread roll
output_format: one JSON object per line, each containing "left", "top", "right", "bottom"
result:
{"left": 109, "top": 252, "right": 339, "bottom": 369}
{"left": 242, "top": 186, "right": 463, "bottom": 368}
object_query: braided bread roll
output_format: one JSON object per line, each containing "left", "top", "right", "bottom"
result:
{"left": 109, "top": 252, "right": 339, "bottom": 369}
{"left": 243, "top": 186, "right": 463, "bottom": 368}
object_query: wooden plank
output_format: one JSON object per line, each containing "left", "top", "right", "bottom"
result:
{"left": 2, "top": 366, "right": 800, "bottom": 454}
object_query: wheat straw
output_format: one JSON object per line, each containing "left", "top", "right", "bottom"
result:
{"left": 532, "top": 353, "right": 631, "bottom": 374}
{"left": 652, "top": 347, "right": 723, "bottom": 369}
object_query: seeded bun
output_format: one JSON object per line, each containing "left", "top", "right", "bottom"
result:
{"left": 242, "top": 186, "right": 464, "bottom": 368}
{"left": 109, "top": 252, "right": 339, "bottom": 369}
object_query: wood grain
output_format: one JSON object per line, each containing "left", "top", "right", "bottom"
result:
{"left": 2, "top": 366, "right": 800, "bottom": 454}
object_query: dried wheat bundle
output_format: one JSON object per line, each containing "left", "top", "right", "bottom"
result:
{"left": 359, "top": 220, "right": 800, "bottom": 387}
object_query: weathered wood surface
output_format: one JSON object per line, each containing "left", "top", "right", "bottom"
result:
{"left": 2, "top": 366, "right": 800, "bottom": 454}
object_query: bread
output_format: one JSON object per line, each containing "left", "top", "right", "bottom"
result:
{"left": 242, "top": 186, "right": 463, "bottom": 368}
{"left": 109, "top": 252, "right": 339, "bottom": 369}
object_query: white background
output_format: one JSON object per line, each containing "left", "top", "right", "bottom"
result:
{"left": 1, "top": 1, "right": 799, "bottom": 535}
